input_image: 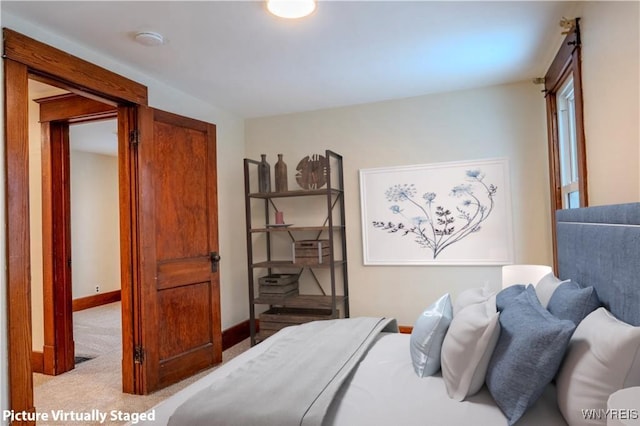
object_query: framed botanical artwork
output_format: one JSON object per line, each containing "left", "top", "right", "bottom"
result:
{"left": 359, "top": 158, "right": 514, "bottom": 265}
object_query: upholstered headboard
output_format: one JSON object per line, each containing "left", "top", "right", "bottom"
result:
{"left": 556, "top": 202, "right": 640, "bottom": 326}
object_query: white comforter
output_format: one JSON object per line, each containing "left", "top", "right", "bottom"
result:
{"left": 139, "top": 325, "right": 567, "bottom": 426}
{"left": 168, "top": 317, "right": 397, "bottom": 426}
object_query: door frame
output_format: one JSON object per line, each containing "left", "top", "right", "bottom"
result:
{"left": 34, "top": 93, "right": 118, "bottom": 376}
{"left": 4, "top": 28, "right": 148, "bottom": 417}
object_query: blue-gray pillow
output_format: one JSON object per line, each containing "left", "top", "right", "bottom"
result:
{"left": 486, "top": 285, "right": 576, "bottom": 426}
{"left": 547, "top": 281, "right": 601, "bottom": 326}
{"left": 495, "top": 284, "right": 526, "bottom": 311}
{"left": 410, "top": 293, "right": 453, "bottom": 377}
{"left": 535, "top": 273, "right": 570, "bottom": 308}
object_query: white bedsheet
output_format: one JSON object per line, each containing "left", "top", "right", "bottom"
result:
{"left": 138, "top": 327, "right": 567, "bottom": 426}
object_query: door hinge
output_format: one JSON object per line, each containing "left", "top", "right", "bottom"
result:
{"left": 134, "top": 345, "right": 145, "bottom": 364}
{"left": 129, "top": 129, "right": 139, "bottom": 146}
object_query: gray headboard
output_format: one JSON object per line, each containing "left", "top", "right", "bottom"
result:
{"left": 556, "top": 202, "right": 640, "bottom": 326}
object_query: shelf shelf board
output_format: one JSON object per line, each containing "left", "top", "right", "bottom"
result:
{"left": 248, "top": 188, "right": 342, "bottom": 199}
{"left": 254, "top": 294, "right": 347, "bottom": 309}
{"left": 250, "top": 225, "right": 345, "bottom": 233}
{"left": 251, "top": 260, "right": 346, "bottom": 269}
{"left": 245, "top": 151, "right": 349, "bottom": 345}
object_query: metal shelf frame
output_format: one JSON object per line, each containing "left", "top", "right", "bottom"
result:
{"left": 243, "top": 150, "right": 349, "bottom": 345}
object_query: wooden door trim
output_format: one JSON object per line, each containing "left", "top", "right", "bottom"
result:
{"left": 36, "top": 93, "right": 119, "bottom": 376}
{"left": 205, "top": 120, "right": 222, "bottom": 368}
{"left": 4, "top": 28, "right": 148, "bottom": 418}
{"left": 118, "top": 105, "right": 139, "bottom": 394}
{"left": 36, "top": 93, "right": 117, "bottom": 123}
{"left": 40, "top": 121, "right": 75, "bottom": 375}
{"left": 5, "top": 56, "right": 36, "bottom": 421}
{"left": 543, "top": 21, "right": 587, "bottom": 271}
{"left": 72, "top": 290, "right": 122, "bottom": 312}
{"left": 4, "top": 29, "right": 147, "bottom": 106}
{"left": 136, "top": 105, "right": 158, "bottom": 394}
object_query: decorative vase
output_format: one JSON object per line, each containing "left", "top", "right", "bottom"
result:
{"left": 275, "top": 154, "right": 288, "bottom": 192}
{"left": 258, "top": 154, "right": 271, "bottom": 193}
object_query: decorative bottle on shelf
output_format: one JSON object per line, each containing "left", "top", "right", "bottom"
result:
{"left": 258, "top": 154, "right": 271, "bottom": 193}
{"left": 275, "top": 154, "right": 288, "bottom": 192}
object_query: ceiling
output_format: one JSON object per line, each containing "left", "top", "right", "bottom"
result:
{"left": 4, "top": 1, "right": 579, "bottom": 118}
{"left": 69, "top": 120, "right": 118, "bottom": 157}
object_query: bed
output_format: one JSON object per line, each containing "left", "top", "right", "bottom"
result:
{"left": 138, "top": 202, "right": 640, "bottom": 426}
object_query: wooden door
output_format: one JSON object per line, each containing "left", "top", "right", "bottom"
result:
{"left": 135, "top": 106, "right": 222, "bottom": 393}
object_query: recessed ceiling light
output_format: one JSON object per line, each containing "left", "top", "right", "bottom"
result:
{"left": 267, "top": 0, "right": 316, "bottom": 19}
{"left": 134, "top": 31, "right": 165, "bottom": 47}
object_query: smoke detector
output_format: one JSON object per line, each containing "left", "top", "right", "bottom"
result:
{"left": 134, "top": 31, "right": 165, "bottom": 47}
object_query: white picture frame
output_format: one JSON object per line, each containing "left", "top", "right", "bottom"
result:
{"left": 360, "top": 158, "right": 514, "bottom": 265}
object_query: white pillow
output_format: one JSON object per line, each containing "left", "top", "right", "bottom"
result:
{"left": 453, "top": 287, "right": 495, "bottom": 316}
{"left": 556, "top": 307, "right": 640, "bottom": 425}
{"left": 535, "top": 272, "right": 570, "bottom": 308}
{"left": 410, "top": 293, "right": 453, "bottom": 377}
{"left": 441, "top": 295, "right": 500, "bottom": 401}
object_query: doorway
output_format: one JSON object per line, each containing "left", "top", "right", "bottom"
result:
{"left": 5, "top": 28, "right": 146, "bottom": 415}
{"left": 69, "top": 119, "right": 122, "bottom": 366}
{"left": 69, "top": 119, "right": 121, "bottom": 328}
{"left": 5, "top": 29, "right": 222, "bottom": 419}
{"left": 29, "top": 81, "right": 121, "bottom": 377}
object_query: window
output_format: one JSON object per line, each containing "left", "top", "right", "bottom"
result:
{"left": 544, "top": 17, "right": 587, "bottom": 267}
{"left": 557, "top": 76, "right": 580, "bottom": 208}
{"left": 545, "top": 18, "right": 587, "bottom": 211}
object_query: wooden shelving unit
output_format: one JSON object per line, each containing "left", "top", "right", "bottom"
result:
{"left": 243, "top": 150, "right": 349, "bottom": 345}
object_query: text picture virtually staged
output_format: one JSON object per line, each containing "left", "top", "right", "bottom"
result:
{"left": 1, "top": 1, "right": 639, "bottom": 425}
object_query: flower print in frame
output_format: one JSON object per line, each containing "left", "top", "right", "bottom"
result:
{"left": 359, "top": 158, "right": 514, "bottom": 265}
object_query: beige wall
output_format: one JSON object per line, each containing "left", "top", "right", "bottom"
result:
{"left": 70, "top": 150, "right": 121, "bottom": 298}
{"left": 243, "top": 1, "right": 640, "bottom": 326}
{"left": 246, "top": 81, "right": 551, "bottom": 325}
{"left": 578, "top": 1, "right": 640, "bottom": 205}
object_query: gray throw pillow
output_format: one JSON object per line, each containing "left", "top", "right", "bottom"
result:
{"left": 453, "top": 286, "right": 495, "bottom": 317}
{"left": 556, "top": 308, "right": 640, "bottom": 426}
{"left": 547, "top": 281, "right": 600, "bottom": 326}
{"left": 441, "top": 295, "right": 500, "bottom": 401}
{"left": 486, "top": 285, "right": 576, "bottom": 426}
{"left": 410, "top": 293, "right": 453, "bottom": 377}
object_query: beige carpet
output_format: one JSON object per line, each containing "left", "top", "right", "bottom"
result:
{"left": 33, "top": 302, "right": 250, "bottom": 425}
